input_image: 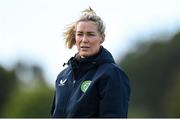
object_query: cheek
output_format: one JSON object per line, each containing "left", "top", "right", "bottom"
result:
{"left": 75, "top": 37, "right": 80, "bottom": 45}
{"left": 93, "top": 39, "right": 101, "bottom": 46}
{"left": 75, "top": 38, "right": 81, "bottom": 50}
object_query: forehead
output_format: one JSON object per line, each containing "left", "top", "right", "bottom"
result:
{"left": 76, "top": 21, "right": 98, "bottom": 32}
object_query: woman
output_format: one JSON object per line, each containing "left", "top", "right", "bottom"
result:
{"left": 51, "top": 7, "right": 130, "bottom": 118}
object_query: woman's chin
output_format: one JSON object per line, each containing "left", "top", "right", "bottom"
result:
{"left": 80, "top": 53, "right": 90, "bottom": 58}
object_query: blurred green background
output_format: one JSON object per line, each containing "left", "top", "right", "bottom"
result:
{"left": 120, "top": 31, "right": 180, "bottom": 117}
{"left": 0, "top": 62, "right": 54, "bottom": 117}
{"left": 0, "top": 31, "right": 180, "bottom": 117}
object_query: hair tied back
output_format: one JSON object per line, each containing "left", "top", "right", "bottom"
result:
{"left": 82, "top": 7, "right": 96, "bottom": 16}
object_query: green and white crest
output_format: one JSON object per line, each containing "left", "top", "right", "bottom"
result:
{"left": 81, "top": 80, "right": 92, "bottom": 93}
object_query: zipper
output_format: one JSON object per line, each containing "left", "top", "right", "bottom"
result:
{"left": 62, "top": 58, "right": 79, "bottom": 116}
{"left": 73, "top": 80, "right": 76, "bottom": 85}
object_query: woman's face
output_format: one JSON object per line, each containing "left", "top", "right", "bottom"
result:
{"left": 75, "top": 21, "right": 103, "bottom": 58}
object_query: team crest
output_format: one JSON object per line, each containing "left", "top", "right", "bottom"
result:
{"left": 81, "top": 80, "right": 92, "bottom": 93}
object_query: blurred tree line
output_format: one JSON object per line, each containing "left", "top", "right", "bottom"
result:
{"left": 119, "top": 31, "right": 180, "bottom": 117}
{"left": 0, "top": 31, "right": 179, "bottom": 117}
{"left": 0, "top": 62, "right": 54, "bottom": 117}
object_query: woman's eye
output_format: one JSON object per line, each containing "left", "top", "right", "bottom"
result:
{"left": 76, "top": 33, "right": 83, "bottom": 36}
{"left": 88, "top": 34, "right": 95, "bottom": 36}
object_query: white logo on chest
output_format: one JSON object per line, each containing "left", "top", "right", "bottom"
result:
{"left": 58, "top": 78, "right": 67, "bottom": 86}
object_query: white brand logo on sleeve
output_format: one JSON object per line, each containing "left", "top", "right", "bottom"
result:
{"left": 58, "top": 78, "right": 67, "bottom": 86}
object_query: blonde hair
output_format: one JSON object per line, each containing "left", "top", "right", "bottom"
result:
{"left": 63, "top": 7, "right": 106, "bottom": 49}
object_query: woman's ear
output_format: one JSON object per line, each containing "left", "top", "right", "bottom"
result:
{"left": 100, "top": 34, "right": 105, "bottom": 44}
{"left": 100, "top": 40, "right": 104, "bottom": 44}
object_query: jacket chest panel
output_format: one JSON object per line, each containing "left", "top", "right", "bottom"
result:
{"left": 55, "top": 67, "right": 100, "bottom": 117}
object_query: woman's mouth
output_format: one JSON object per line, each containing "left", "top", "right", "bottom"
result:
{"left": 80, "top": 46, "right": 90, "bottom": 50}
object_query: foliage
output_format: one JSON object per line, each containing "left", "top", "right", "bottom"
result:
{"left": 2, "top": 83, "right": 53, "bottom": 118}
{"left": 0, "top": 66, "right": 17, "bottom": 115}
{"left": 119, "top": 32, "right": 180, "bottom": 117}
{"left": 0, "top": 62, "right": 54, "bottom": 118}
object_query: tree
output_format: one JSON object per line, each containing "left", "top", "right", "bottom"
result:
{"left": 0, "top": 66, "right": 17, "bottom": 115}
{"left": 119, "top": 32, "right": 180, "bottom": 117}
{"left": 1, "top": 61, "right": 54, "bottom": 117}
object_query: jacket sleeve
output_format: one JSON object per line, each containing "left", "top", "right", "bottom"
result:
{"left": 99, "top": 66, "right": 130, "bottom": 118}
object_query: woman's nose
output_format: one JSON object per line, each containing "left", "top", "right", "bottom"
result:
{"left": 82, "top": 35, "right": 88, "bottom": 42}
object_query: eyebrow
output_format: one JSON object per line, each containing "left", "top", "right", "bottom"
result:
{"left": 76, "top": 31, "right": 96, "bottom": 34}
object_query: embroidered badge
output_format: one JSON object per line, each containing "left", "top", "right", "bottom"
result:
{"left": 81, "top": 80, "right": 92, "bottom": 93}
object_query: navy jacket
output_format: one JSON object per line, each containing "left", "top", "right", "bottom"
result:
{"left": 51, "top": 46, "right": 130, "bottom": 118}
